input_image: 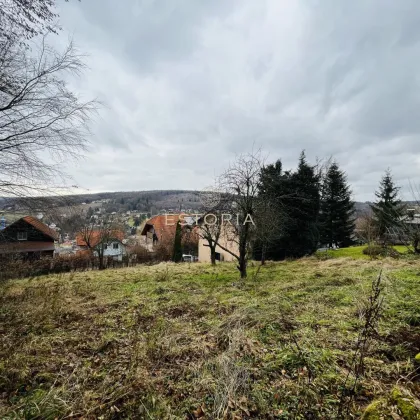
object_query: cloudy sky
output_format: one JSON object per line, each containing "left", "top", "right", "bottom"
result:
{"left": 55, "top": 0, "right": 420, "bottom": 201}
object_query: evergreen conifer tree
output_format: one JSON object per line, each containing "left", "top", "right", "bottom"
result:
{"left": 319, "top": 162, "right": 355, "bottom": 247}
{"left": 172, "top": 221, "right": 183, "bottom": 262}
{"left": 277, "top": 151, "right": 321, "bottom": 257}
{"left": 370, "top": 170, "right": 404, "bottom": 242}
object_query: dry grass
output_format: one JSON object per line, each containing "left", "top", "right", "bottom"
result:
{"left": 0, "top": 258, "right": 420, "bottom": 419}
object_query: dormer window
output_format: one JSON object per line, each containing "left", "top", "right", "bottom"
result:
{"left": 17, "top": 232, "right": 27, "bottom": 241}
{"left": 113, "top": 243, "right": 119, "bottom": 249}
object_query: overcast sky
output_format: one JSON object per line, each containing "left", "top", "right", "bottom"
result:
{"left": 55, "top": 0, "right": 420, "bottom": 202}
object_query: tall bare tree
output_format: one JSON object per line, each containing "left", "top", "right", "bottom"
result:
{"left": 214, "top": 151, "right": 263, "bottom": 279}
{"left": 0, "top": 30, "right": 97, "bottom": 199}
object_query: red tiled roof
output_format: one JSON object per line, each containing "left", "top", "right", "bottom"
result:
{"left": 76, "top": 230, "right": 124, "bottom": 248}
{"left": 140, "top": 214, "right": 199, "bottom": 246}
{"left": 140, "top": 214, "right": 182, "bottom": 240}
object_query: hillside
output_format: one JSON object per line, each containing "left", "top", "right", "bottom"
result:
{"left": 1, "top": 190, "right": 374, "bottom": 217}
{"left": 1, "top": 257, "right": 420, "bottom": 419}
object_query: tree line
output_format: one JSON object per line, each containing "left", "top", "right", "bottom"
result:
{"left": 199, "top": 150, "right": 411, "bottom": 278}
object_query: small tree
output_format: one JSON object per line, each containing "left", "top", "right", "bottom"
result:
{"left": 78, "top": 216, "right": 123, "bottom": 270}
{"left": 197, "top": 212, "right": 222, "bottom": 265}
{"left": 216, "top": 151, "right": 263, "bottom": 278}
{"left": 370, "top": 170, "right": 405, "bottom": 244}
{"left": 319, "top": 162, "right": 355, "bottom": 248}
{"left": 172, "top": 220, "right": 183, "bottom": 262}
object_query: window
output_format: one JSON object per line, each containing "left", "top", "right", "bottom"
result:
{"left": 113, "top": 243, "right": 119, "bottom": 249}
{"left": 17, "top": 232, "right": 27, "bottom": 241}
{"left": 104, "top": 244, "right": 108, "bottom": 249}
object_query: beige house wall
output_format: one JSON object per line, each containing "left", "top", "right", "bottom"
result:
{"left": 198, "top": 226, "right": 239, "bottom": 262}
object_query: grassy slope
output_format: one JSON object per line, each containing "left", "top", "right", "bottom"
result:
{"left": 316, "top": 245, "right": 411, "bottom": 259}
{"left": 1, "top": 258, "right": 420, "bottom": 419}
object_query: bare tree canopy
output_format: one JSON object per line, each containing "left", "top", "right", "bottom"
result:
{"left": 0, "top": 0, "right": 60, "bottom": 43}
{"left": 0, "top": 34, "right": 97, "bottom": 198}
{"left": 216, "top": 150, "right": 264, "bottom": 278}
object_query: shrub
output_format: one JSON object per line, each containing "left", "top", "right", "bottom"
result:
{"left": 363, "top": 245, "right": 400, "bottom": 259}
{"left": 363, "top": 244, "right": 383, "bottom": 257}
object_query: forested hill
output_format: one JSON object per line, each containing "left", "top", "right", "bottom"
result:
{"left": 1, "top": 189, "right": 375, "bottom": 215}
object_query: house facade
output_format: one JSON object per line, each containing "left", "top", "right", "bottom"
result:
{"left": 0, "top": 216, "right": 58, "bottom": 259}
{"left": 76, "top": 230, "right": 127, "bottom": 261}
{"left": 141, "top": 214, "right": 199, "bottom": 255}
{"left": 198, "top": 223, "right": 239, "bottom": 263}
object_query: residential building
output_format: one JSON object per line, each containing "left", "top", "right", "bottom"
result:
{"left": 76, "top": 230, "right": 127, "bottom": 261}
{"left": 141, "top": 214, "right": 198, "bottom": 254}
{"left": 198, "top": 223, "right": 239, "bottom": 263}
{"left": 0, "top": 216, "right": 58, "bottom": 259}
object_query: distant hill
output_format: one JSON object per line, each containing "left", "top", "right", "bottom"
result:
{"left": 0, "top": 189, "right": 409, "bottom": 218}
{"left": 0, "top": 190, "right": 204, "bottom": 214}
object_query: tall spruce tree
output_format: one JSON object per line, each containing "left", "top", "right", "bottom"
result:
{"left": 319, "top": 162, "right": 355, "bottom": 247}
{"left": 287, "top": 151, "right": 321, "bottom": 256}
{"left": 255, "top": 152, "right": 321, "bottom": 258}
{"left": 370, "top": 170, "right": 404, "bottom": 242}
{"left": 172, "top": 221, "right": 183, "bottom": 262}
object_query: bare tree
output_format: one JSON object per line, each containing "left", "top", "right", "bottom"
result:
{"left": 197, "top": 211, "right": 222, "bottom": 265}
{"left": 355, "top": 210, "right": 378, "bottom": 245}
{"left": 78, "top": 216, "right": 124, "bottom": 270}
{"left": 214, "top": 151, "right": 263, "bottom": 279}
{"left": 0, "top": 0, "right": 58, "bottom": 43}
{"left": 0, "top": 32, "right": 97, "bottom": 198}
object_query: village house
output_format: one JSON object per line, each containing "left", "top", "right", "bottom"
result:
{"left": 76, "top": 230, "right": 127, "bottom": 261}
{"left": 141, "top": 214, "right": 199, "bottom": 254}
{"left": 197, "top": 222, "right": 239, "bottom": 263}
{"left": 0, "top": 216, "right": 58, "bottom": 259}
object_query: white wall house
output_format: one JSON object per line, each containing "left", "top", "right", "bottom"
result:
{"left": 94, "top": 240, "right": 127, "bottom": 261}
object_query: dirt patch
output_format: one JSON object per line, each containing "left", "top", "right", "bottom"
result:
{"left": 382, "top": 326, "right": 420, "bottom": 357}
{"left": 164, "top": 304, "right": 207, "bottom": 320}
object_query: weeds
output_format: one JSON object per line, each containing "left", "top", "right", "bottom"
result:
{"left": 337, "top": 269, "right": 386, "bottom": 418}
{"left": 1, "top": 259, "right": 419, "bottom": 418}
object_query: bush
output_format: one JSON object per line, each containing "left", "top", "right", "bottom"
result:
{"left": 363, "top": 244, "right": 383, "bottom": 257}
{"left": 363, "top": 245, "right": 400, "bottom": 258}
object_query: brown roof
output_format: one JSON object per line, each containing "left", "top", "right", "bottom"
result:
{"left": 2, "top": 216, "right": 59, "bottom": 241}
{"left": 76, "top": 230, "right": 124, "bottom": 247}
{"left": 141, "top": 214, "right": 199, "bottom": 246}
{"left": 140, "top": 214, "right": 183, "bottom": 239}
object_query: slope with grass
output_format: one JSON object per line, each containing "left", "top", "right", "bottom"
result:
{"left": 1, "top": 258, "right": 420, "bottom": 419}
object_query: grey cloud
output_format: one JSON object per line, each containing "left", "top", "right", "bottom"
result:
{"left": 56, "top": 0, "right": 420, "bottom": 199}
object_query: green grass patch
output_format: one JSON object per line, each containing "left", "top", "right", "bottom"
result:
{"left": 0, "top": 258, "right": 419, "bottom": 418}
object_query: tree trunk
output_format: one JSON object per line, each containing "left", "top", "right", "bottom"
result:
{"left": 261, "top": 242, "right": 267, "bottom": 265}
{"left": 414, "top": 237, "right": 420, "bottom": 254}
{"left": 210, "top": 245, "right": 216, "bottom": 265}
{"left": 238, "top": 255, "right": 247, "bottom": 279}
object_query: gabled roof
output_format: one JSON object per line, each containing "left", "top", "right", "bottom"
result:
{"left": 22, "top": 216, "right": 59, "bottom": 240}
{"left": 76, "top": 230, "right": 125, "bottom": 247}
{"left": 1, "top": 216, "right": 58, "bottom": 241}
{"left": 140, "top": 214, "right": 183, "bottom": 238}
{"left": 140, "top": 214, "right": 199, "bottom": 245}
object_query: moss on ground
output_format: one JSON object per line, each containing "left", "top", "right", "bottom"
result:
{"left": 0, "top": 257, "right": 419, "bottom": 418}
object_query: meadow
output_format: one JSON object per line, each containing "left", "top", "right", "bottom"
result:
{"left": 1, "top": 254, "right": 419, "bottom": 419}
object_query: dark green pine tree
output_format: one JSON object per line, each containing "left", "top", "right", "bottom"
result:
{"left": 370, "top": 170, "right": 405, "bottom": 241}
{"left": 172, "top": 220, "right": 183, "bottom": 262}
{"left": 285, "top": 151, "right": 321, "bottom": 257}
{"left": 319, "top": 162, "right": 355, "bottom": 247}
